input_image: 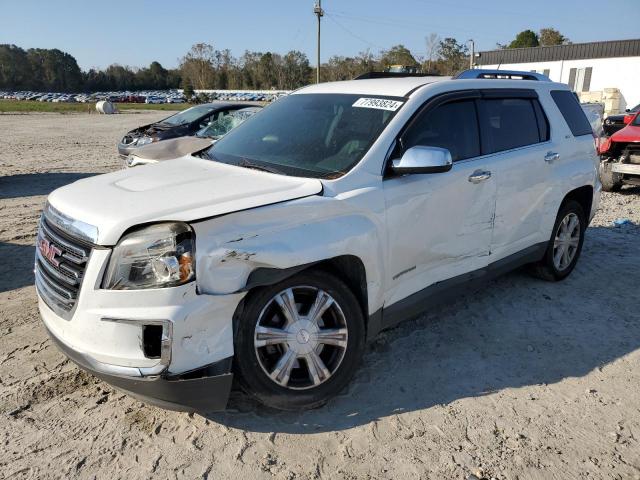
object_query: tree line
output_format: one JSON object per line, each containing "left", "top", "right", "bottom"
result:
{"left": 0, "top": 28, "right": 568, "bottom": 93}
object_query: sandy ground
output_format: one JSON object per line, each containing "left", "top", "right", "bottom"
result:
{"left": 1, "top": 113, "right": 639, "bottom": 480}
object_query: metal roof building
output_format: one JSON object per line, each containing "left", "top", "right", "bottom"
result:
{"left": 475, "top": 39, "right": 640, "bottom": 112}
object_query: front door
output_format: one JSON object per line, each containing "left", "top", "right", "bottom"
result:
{"left": 382, "top": 94, "right": 497, "bottom": 314}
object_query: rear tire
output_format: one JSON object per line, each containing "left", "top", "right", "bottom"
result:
{"left": 234, "top": 270, "right": 365, "bottom": 411}
{"left": 599, "top": 161, "right": 623, "bottom": 192}
{"left": 529, "top": 200, "right": 586, "bottom": 282}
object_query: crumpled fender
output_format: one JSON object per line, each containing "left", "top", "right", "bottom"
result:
{"left": 191, "top": 193, "right": 385, "bottom": 314}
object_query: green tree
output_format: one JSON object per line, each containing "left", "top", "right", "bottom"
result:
{"left": 282, "top": 50, "right": 311, "bottom": 89}
{"left": 508, "top": 30, "right": 539, "bottom": 48}
{"left": 27, "top": 48, "right": 83, "bottom": 91}
{"left": 182, "top": 82, "right": 194, "bottom": 99}
{"left": 437, "top": 38, "right": 468, "bottom": 75}
{"left": 0, "top": 44, "right": 35, "bottom": 90}
{"left": 180, "top": 43, "right": 216, "bottom": 89}
{"left": 539, "top": 28, "right": 568, "bottom": 46}
{"left": 379, "top": 44, "right": 418, "bottom": 67}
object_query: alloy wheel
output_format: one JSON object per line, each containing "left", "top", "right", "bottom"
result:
{"left": 553, "top": 212, "right": 581, "bottom": 271}
{"left": 253, "top": 286, "right": 348, "bottom": 390}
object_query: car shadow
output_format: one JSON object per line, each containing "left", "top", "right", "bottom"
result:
{"left": 0, "top": 242, "right": 35, "bottom": 293}
{"left": 0, "top": 172, "right": 97, "bottom": 199}
{"left": 619, "top": 185, "right": 640, "bottom": 196}
{"left": 204, "top": 225, "right": 640, "bottom": 433}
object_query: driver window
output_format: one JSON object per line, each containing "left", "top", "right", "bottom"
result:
{"left": 403, "top": 100, "right": 480, "bottom": 161}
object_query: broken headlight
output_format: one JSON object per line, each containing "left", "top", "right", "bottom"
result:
{"left": 103, "top": 223, "right": 195, "bottom": 290}
{"left": 136, "top": 135, "right": 157, "bottom": 146}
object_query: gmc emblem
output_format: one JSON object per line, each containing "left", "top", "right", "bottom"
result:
{"left": 38, "top": 237, "right": 62, "bottom": 267}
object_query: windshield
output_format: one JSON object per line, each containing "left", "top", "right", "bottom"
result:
{"left": 206, "top": 94, "right": 403, "bottom": 179}
{"left": 197, "top": 107, "right": 261, "bottom": 139}
{"left": 160, "top": 105, "right": 214, "bottom": 126}
{"left": 632, "top": 112, "right": 640, "bottom": 126}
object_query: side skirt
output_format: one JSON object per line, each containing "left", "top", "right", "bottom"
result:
{"left": 368, "top": 242, "right": 547, "bottom": 339}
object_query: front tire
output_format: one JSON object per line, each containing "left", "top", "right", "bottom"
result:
{"left": 529, "top": 200, "right": 586, "bottom": 281}
{"left": 599, "top": 161, "right": 623, "bottom": 192}
{"left": 234, "top": 270, "right": 365, "bottom": 410}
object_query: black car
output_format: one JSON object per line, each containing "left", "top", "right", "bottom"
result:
{"left": 603, "top": 102, "right": 640, "bottom": 136}
{"left": 117, "top": 102, "right": 259, "bottom": 157}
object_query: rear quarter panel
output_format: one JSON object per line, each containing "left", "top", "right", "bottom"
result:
{"left": 538, "top": 87, "right": 599, "bottom": 231}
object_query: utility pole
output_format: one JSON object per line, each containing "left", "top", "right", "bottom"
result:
{"left": 314, "top": 0, "right": 324, "bottom": 83}
{"left": 468, "top": 39, "right": 475, "bottom": 69}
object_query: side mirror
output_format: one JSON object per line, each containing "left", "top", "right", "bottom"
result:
{"left": 392, "top": 146, "right": 453, "bottom": 174}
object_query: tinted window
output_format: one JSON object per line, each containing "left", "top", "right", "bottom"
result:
{"left": 480, "top": 98, "right": 541, "bottom": 153}
{"left": 402, "top": 100, "right": 480, "bottom": 161}
{"left": 532, "top": 99, "right": 550, "bottom": 142}
{"left": 550, "top": 90, "right": 593, "bottom": 136}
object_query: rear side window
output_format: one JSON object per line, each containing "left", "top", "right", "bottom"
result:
{"left": 479, "top": 98, "right": 541, "bottom": 154}
{"left": 550, "top": 90, "right": 593, "bottom": 137}
{"left": 402, "top": 100, "right": 480, "bottom": 161}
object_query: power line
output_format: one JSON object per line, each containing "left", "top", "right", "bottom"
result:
{"left": 324, "top": 13, "right": 385, "bottom": 50}
{"left": 326, "top": 10, "right": 498, "bottom": 42}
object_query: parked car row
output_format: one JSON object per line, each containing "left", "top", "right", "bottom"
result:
{"left": 0, "top": 89, "right": 289, "bottom": 104}
{"left": 0, "top": 90, "right": 188, "bottom": 104}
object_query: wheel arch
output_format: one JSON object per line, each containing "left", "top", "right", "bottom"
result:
{"left": 562, "top": 185, "right": 593, "bottom": 221}
{"left": 236, "top": 254, "right": 372, "bottom": 335}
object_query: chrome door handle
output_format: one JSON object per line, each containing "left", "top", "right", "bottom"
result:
{"left": 544, "top": 151, "right": 560, "bottom": 163}
{"left": 468, "top": 170, "right": 492, "bottom": 184}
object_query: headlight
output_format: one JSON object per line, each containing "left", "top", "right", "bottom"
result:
{"left": 136, "top": 135, "right": 157, "bottom": 146}
{"left": 103, "top": 223, "right": 195, "bottom": 290}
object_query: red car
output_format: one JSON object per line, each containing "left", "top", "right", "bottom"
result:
{"left": 599, "top": 111, "right": 640, "bottom": 191}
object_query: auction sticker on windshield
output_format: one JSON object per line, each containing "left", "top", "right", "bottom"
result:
{"left": 352, "top": 98, "right": 404, "bottom": 111}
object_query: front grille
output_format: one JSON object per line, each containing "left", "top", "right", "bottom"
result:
{"left": 35, "top": 216, "right": 92, "bottom": 318}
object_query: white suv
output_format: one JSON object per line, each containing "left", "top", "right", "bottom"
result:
{"left": 36, "top": 70, "right": 600, "bottom": 411}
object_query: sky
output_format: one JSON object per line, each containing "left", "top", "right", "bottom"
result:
{"left": 1, "top": 0, "right": 639, "bottom": 71}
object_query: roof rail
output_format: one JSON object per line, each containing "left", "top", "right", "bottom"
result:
{"left": 354, "top": 71, "right": 442, "bottom": 80}
{"left": 454, "top": 69, "right": 551, "bottom": 81}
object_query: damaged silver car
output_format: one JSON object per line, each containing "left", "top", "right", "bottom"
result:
{"left": 124, "top": 106, "right": 262, "bottom": 168}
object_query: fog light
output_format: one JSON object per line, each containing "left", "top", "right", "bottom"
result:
{"left": 143, "top": 325, "right": 163, "bottom": 358}
{"left": 101, "top": 317, "right": 173, "bottom": 366}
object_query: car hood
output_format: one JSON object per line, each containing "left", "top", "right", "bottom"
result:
{"left": 47, "top": 157, "right": 323, "bottom": 245}
{"left": 131, "top": 136, "right": 213, "bottom": 161}
{"left": 610, "top": 124, "right": 640, "bottom": 143}
{"left": 605, "top": 114, "right": 625, "bottom": 123}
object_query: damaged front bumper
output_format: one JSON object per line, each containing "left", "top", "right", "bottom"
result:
{"left": 45, "top": 322, "right": 233, "bottom": 411}
{"left": 37, "top": 246, "right": 246, "bottom": 412}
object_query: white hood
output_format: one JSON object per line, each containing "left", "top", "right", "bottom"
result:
{"left": 47, "top": 157, "right": 323, "bottom": 245}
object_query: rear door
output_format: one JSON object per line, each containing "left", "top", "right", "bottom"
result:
{"left": 477, "top": 89, "right": 554, "bottom": 260}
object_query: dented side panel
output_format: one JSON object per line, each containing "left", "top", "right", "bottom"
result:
{"left": 382, "top": 158, "right": 497, "bottom": 308}
{"left": 192, "top": 189, "right": 388, "bottom": 315}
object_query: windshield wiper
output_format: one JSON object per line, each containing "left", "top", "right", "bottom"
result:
{"left": 239, "top": 159, "right": 284, "bottom": 175}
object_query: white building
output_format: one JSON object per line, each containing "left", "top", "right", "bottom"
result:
{"left": 476, "top": 39, "right": 640, "bottom": 113}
